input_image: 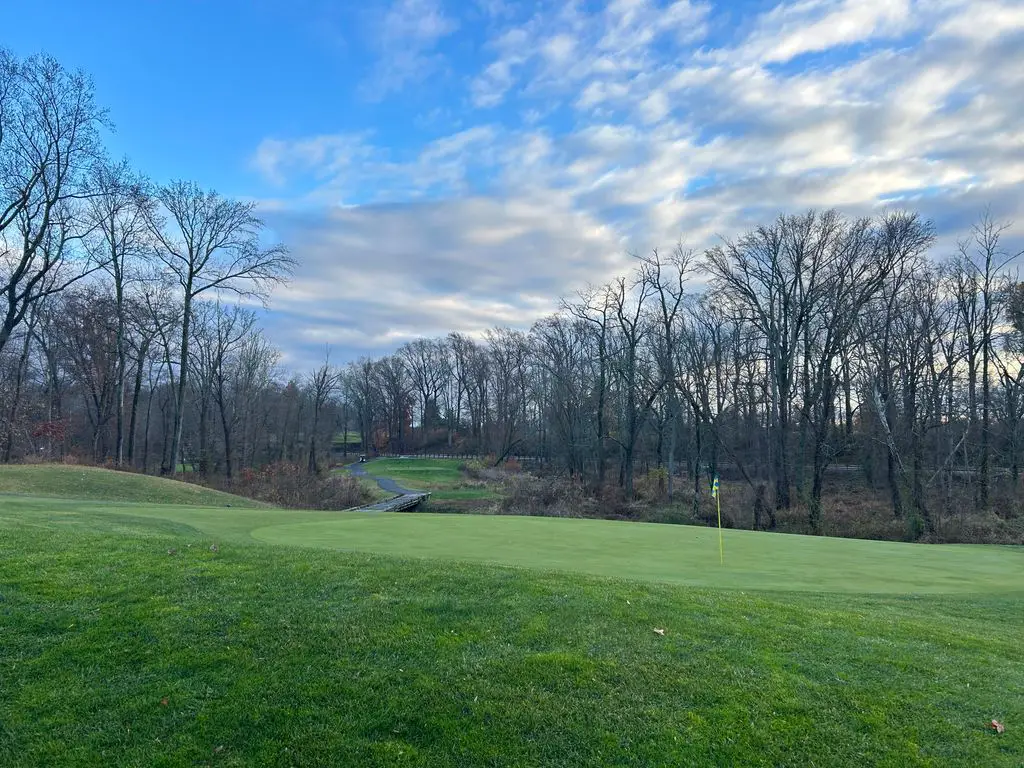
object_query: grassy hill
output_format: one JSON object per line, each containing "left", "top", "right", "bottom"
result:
{"left": 0, "top": 464, "right": 264, "bottom": 507}
{"left": 1, "top": 478, "right": 1021, "bottom": 765}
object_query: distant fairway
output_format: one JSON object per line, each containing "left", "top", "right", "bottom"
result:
{"left": 361, "top": 457, "right": 468, "bottom": 489}
{"left": 358, "top": 457, "right": 500, "bottom": 505}
{"left": 2, "top": 465, "right": 1022, "bottom": 765}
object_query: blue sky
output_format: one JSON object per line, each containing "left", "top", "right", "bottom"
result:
{"left": 7, "top": 0, "right": 1024, "bottom": 367}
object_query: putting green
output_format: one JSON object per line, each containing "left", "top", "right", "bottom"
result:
{"left": 251, "top": 512, "right": 1021, "bottom": 594}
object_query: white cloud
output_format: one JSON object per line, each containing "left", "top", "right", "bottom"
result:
{"left": 740, "top": 0, "right": 915, "bottom": 65}
{"left": 470, "top": 0, "right": 711, "bottom": 109}
{"left": 253, "top": 0, "right": 1024, "bottom": 365}
{"left": 361, "top": 0, "right": 458, "bottom": 98}
{"left": 261, "top": 197, "right": 626, "bottom": 363}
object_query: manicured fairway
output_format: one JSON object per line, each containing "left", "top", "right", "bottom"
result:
{"left": 363, "top": 458, "right": 468, "bottom": 490}
{"left": 2, "top": 467, "right": 1022, "bottom": 766}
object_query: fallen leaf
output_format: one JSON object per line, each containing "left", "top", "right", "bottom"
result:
{"left": 213, "top": 745, "right": 225, "bottom": 754}
{"left": 991, "top": 720, "right": 1005, "bottom": 734}
{"left": 167, "top": 548, "right": 177, "bottom": 556}
{"left": 653, "top": 628, "right": 666, "bottom": 636}
{"left": 159, "top": 697, "right": 169, "bottom": 707}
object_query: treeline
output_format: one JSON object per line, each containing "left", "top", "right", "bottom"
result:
{"left": 338, "top": 209, "right": 1024, "bottom": 538}
{"left": 3, "top": 50, "right": 1024, "bottom": 540}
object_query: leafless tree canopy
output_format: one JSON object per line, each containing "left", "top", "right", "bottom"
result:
{"left": 1, "top": 51, "right": 106, "bottom": 354}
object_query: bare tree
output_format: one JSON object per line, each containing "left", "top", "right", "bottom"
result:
{"left": 0, "top": 51, "right": 106, "bottom": 355}
{"left": 306, "top": 350, "right": 340, "bottom": 474}
{"left": 608, "top": 270, "right": 665, "bottom": 500}
{"left": 531, "top": 314, "right": 594, "bottom": 476}
{"left": 86, "top": 158, "right": 152, "bottom": 465}
{"left": 485, "top": 327, "right": 531, "bottom": 463}
{"left": 146, "top": 180, "right": 294, "bottom": 475}
{"left": 706, "top": 214, "right": 813, "bottom": 509}
{"left": 563, "top": 284, "right": 613, "bottom": 486}
{"left": 190, "top": 302, "right": 255, "bottom": 474}
{"left": 954, "top": 212, "right": 1021, "bottom": 508}
{"left": 641, "top": 244, "right": 695, "bottom": 500}
{"left": 401, "top": 338, "right": 447, "bottom": 448}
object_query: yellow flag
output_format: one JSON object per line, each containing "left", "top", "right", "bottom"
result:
{"left": 712, "top": 475, "right": 723, "bottom": 565}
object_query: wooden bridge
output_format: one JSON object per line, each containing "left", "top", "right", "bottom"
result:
{"left": 354, "top": 492, "right": 430, "bottom": 513}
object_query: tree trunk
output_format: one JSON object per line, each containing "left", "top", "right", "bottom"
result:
{"left": 981, "top": 306, "right": 991, "bottom": 509}
{"left": 126, "top": 341, "right": 150, "bottom": 466}
{"left": 666, "top": 396, "right": 677, "bottom": 501}
{"left": 114, "top": 278, "right": 126, "bottom": 466}
{"left": 3, "top": 324, "right": 33, "bottom": 463}
{"left": 169, "top": 292, "right": 192, "bottom": 475}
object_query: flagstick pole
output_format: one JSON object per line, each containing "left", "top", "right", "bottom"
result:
{"left": 717, "top": 492, "right": 724, "bottom": 565}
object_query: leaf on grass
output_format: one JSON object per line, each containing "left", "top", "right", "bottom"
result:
{"left": 159, "top": 697, "right": 169, "bottom": 707}
{"left": 653, "top": 628, "right": 666, "bottom": 636}
{"left": 990, "top": 720, "right": 1005, "bottom": 734}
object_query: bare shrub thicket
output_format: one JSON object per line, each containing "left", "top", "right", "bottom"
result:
{"left": 199, "top": 462, "right": 374, "bottom": 510}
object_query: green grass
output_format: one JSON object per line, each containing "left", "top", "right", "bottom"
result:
{"left": 1, "top": 506, "right": 1021, "bottom": 766}
{"left": 332, "top": 431, "right": 362, "bottom": 446}
{"left": 2, "top": 476, "right": 1022, "bottom": 766}
{"left": 364, "top": 458, "right": 470, "bottom": 490}
{"left": 0, "top": 464, "right": 263, "bottom": 508}
{"left": 2, "top": 495, "right": 1020, "bottom": 594}
{"left": 365, "top": 458, "right": 500, "bottom": 506}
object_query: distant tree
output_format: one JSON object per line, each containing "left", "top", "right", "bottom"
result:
{"left": 641, "top": 244, "right": 695, "bottom": 501}
{"left": 954, "top": 213, "right": 1020, "bottom": 508}
{"left": 145, "top": 180, "right": 294, "bottom": 475}
{"left": 86, "top": 158, "right": 152, "bottom": 465}
{"left": 305, "top": 350, "right": 340, "bottom": 474}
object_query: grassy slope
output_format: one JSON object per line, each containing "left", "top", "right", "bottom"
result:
{"left": 0, "top": 465, "right": 263, "bottom": 508}
{"left": 1, "top": 510, "right": 1021, "bottom": 766}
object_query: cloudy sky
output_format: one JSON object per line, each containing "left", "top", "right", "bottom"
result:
{"left": 9, "top": 0, "right": 1024, "bottom": 367}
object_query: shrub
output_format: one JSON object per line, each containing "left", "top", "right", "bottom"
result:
{"left": 460, "top": 459, "right": 486, "bottom": 479}
{"left": 498, "top": 474, "right": 650, "bottom": 520}
{"left": 202, "top": 462, "right": 375, "bottom": 510}
{"left": 634, "top": 467, "right": 668, "bottom": 503}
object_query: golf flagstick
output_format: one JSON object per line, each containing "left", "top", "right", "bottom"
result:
{"left": 711, "top": 474, "right": 723, "bottom": 565}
